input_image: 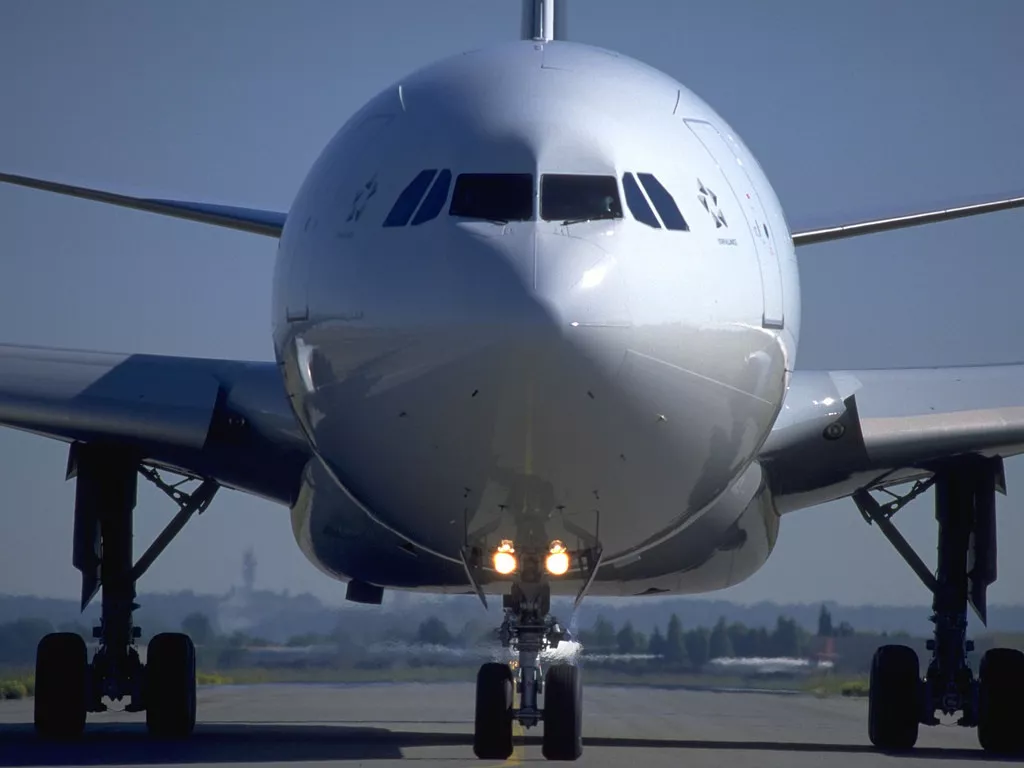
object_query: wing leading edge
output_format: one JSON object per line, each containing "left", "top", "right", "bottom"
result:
{"left": 0, "top": 172, "right": 286, "bottom": 238}
{"left": 791, "top": 191, "right": 1024, "bottom": 247}
{"left": 0, "top": 344, "right": 309, "bottom": 505}
{"left": 761, "top": 364, "right": 1024, "bottom": 512}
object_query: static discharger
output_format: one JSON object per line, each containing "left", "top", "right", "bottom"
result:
{"left": 493, "top": 540, "right": 517, "bottom": 575}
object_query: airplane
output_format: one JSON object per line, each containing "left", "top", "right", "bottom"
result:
{"left": 2, "top": 0, "right": 1024, "bottom": 760}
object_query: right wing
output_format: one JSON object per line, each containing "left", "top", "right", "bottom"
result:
{"left": 0, "top": 172, "right": 286, "bottom": 238}
{"left": 0, "top": 344, "right": 309, "bottom": 505}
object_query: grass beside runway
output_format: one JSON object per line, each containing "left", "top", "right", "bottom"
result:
{"left": 0, "top": 665, "right": 870, "bottom": 699}
{"left": 193, "top": 667, "right": 871, "bottom": 696}
{"left": 804, "top": 675, "right": 870, "bottom": 697}
{"left": 0, "top": 671, "right": 32, "bottom": 700}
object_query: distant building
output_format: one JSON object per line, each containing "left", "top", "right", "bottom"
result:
{"left": 706, "top": 657, "right": 834, "bottom": 677}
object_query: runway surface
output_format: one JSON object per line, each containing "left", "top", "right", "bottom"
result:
{"left": 0, "top": 682, "right": 995, "bottom": 766}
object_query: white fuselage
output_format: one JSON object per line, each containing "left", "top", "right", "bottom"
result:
{"left": 272, "top": 40, "right": 801, "bottom": 596}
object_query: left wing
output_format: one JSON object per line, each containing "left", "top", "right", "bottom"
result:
{"left": 0, "top": 172, "right": 286, "bottom": 238}
{"left": 0, "top": 344, "right": 309, "bottom": 504}
{"left": 761, "top": 364, "right": 1024, "bottom": 513}
{"left": 791, "top": 191, "right": 1024, "bottom": 247}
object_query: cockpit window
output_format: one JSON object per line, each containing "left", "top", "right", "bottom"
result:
{"left": 449, "top": 173, "right": 533, "bottom": 222}
{"left": 637, "top": 173, "right": 689, "bottom": 231}
{"left": 621, "top": 172, "right": 690, "bottom": 231}
{"left": 383, "top": 170, "right": 437, "bottom": 228}
{"left": 540, "top": 174, "right": 623, "bottom": 224}
{"left": 410, "top": 169, "right": 452, "bottom": 226}
{"left": 622, "top": 173, "right": 660, "bottom": 228}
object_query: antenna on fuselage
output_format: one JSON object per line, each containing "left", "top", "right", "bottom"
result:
{"left": 521, "top": 0, "right": 568, "bottom": 41}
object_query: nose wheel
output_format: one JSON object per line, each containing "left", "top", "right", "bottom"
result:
{"left": 542, "top": 663, "right": 583, "bottom": 761}
{"left": 473, "top": 662, "right": 514, "bottom": 759}
{"left": 473, "top": 581, "right": 582, "bottom": 761}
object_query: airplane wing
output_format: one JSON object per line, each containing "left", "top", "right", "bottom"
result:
{"left": 791, "top": 191, "right": 1024, "bottom": 247}
{"left": 761, "top": 364, "right": 1024, "bottom": 512}
{"left": 0, "top": 344, "right": 309, "bottom": 505}
{"left": 0, "top": 172, "right": 286, "bottom": 238}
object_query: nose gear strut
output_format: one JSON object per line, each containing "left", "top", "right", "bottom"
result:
{"left": 473, "top": 578, "right": 583, "bottom": 761}
{"left": 499, "top": 582, "right": 568, "bottom": 728}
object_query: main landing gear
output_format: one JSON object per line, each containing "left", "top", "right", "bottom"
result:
{"left": 473, "top": 581, "right": 582, "bottom": 762}
{"left": 33, "top": 443, "right": 218, "bottom": 741}
{"left": 854, "top": 456, "right": 1024, "bottom": 755}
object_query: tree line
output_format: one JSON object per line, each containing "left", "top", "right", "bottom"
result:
{"left": 0, "top": 605, "right": 857, "bottom": 671}
{"left": 575, "top": 612, "right": 811, "bottom": 669}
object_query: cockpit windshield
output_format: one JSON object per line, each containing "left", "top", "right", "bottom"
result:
{"left": 449, "top": 173, "right": 533, "bottom": 223}
{"left": 541, "top": 174, "right": 623, "bottom": 224}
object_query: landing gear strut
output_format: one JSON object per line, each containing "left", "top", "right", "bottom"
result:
{"left": 473, "top": 580, "right": 581, "bottom": 762}
{"left": 854, "top": 457, "right": 1024, "bottom": 755}
{"left": 33, "top": 443, "right": 217, "bottom": 741}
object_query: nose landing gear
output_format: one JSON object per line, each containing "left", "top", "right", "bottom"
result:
{"left": 855, "top": 457, "right": 1024, "bottom": 755}
{"left": 472, "top": 581, "right": 582, "bottom": 761}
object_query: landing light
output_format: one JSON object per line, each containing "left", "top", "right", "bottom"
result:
{"left": 545, "top": 540, "right": 570, "bottom": 576}
{"left": 493, "top": 540, "right": 518, "bottom": 575}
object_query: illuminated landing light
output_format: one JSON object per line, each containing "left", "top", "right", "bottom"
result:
{"left": 545, "top": 540, "right": 570, "bottom": 576}
{"left": 493, "top": 540, "right": 518, "bottom": 575}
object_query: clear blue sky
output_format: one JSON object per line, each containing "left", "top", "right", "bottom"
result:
{"left": 1, "top": 0, "right": 1022, "bottom": 607}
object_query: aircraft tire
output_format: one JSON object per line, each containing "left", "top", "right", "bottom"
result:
{"left": 868, "top": 644, "right": 919, "bottom": 751}
{"left": 34, "top": 632, "right": 88, "bottom": 741}
{"left": 542, "top": 663, "right": 582, "bottom": 761}
{"left": 473, "top": 662, "right": 514, "bottom": 759}
{"left": 145, "top": 632, "right": 197, "bottom": 739}
{"left": 978, "top": 647, "right": 1024, "bottom": 754}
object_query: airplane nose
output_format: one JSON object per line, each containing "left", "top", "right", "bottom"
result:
{"left": 293, "top": 218, "right": 783, "bottom": 562}
{"left": 443, "top": 226, "right": 632, "bottom": 362}
{"left": 438, "top": 225, "right": 633, "bottom": 371}
{"left": 532, "top": 232, "right": 631, "bottom": 329}
{"left": 450, "top": 226, "right": 629, "bottom": 309}
{"left": 435, "top": 227, "right": 641, "bottom": 556}
{"left": 530, "top": 231, "right": 632, "bottom": 376}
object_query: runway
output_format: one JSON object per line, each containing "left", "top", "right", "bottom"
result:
{"left": 0, "top": 682, "right": 992, "bottom": 766}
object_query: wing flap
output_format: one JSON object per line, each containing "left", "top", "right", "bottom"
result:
{"left": 762, "top": 364, "right": 1024, "bottom": 511}
{"left": 0, "top": 172, "right": 285, "bottom": 238}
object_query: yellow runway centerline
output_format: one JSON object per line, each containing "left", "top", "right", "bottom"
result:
{"left": 507, "top": 688, "right": 525, "bottom": 765}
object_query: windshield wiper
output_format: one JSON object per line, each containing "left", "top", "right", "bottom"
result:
{"left": 561, "top": 214, "right": 618, "bottom": 226}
